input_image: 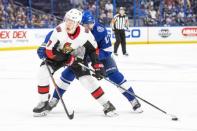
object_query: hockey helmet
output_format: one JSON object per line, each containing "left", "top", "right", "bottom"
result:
{"left": 81, "top": 10, "right": 95, "bottom": 24}
{"left": 64, "top": 8, "right": 82, "bottom": 23}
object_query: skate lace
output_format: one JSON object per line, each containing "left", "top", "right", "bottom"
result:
{"left": 49, "top": 98, "right": 59, "bottom": 107}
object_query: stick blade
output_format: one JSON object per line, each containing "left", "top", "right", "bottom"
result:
{"left": 167, "top": 114, "right": 179, "bottom": 121}
{"left": 68, "top": 111, "right": 74, "bottom": 120}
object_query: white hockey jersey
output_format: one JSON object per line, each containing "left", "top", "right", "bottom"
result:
{"left": 45, "top": 22, "right": 97, "bottom": 60}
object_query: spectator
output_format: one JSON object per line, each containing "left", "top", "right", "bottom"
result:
{"left": 14, "top": 7, "right": 27, "bottom": 28}
{"left": 90, "top": 2, "right": 96, "bottom": 14}
{"left": 106, "top": 9, "right": 113, "bottom": 26}
{"left": 31, "top": 14, "right": 41, "bottom": 28}
{"left": 70, "top": 0, "right": 84, "bottom": 8}
{"left": 40, "top": 14, "right": 50, "bottom": 28}
{"left": 48, "top": 15, "right": 57, "bottom": 28}
{"left": 165, "top": 0, "right": 175, "bottom": 6}
{"left": 0, "top": 0, "right": 196, "bottom": 28}
{"left": 105, "top": 0, "right": 113, "bottom": 11}
{"left": 149, "top": 6, "right": 157, "bottom": 19}
{"left": 99, "top": 9, "right": 107, "bottom": 25}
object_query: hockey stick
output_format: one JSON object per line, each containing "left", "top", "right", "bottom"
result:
{"left": 78, "top": 62, "right": 179, "bottom": 121}
{"left": 44, "top": 60, "right": 74, "bottom": 119}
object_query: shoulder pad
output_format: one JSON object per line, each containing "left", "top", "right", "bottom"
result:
{"left": 56, "top": 26, "right": 62, "bottom": 32}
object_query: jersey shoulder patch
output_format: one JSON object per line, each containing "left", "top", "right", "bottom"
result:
{"left": 97, "top": 26, "right": 105, "bottom": 33}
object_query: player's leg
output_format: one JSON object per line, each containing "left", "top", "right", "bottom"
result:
{"left": 33, "top": 61, "right": 66, "bottom": 116}
{"left": 120, "top": 30, "right": 128, "bottom": 56}
{"left": 70, "top": 62, "right": 117, "bottom": 116}
{"left": 49, "top": 67, "right": 75, "bottom": 111}
{"left": 78, "top": 75, "right": 118, "bottom": 117}
{"left": 33, "top": 64, "right": 53, "bottom": 116}
{"left": 102, "top": 57, "right": 142, "bottom": 112}
{"left": 114, "top": 30, "right": 121, "bottom": 56}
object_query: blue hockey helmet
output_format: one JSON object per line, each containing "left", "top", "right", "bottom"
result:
{"left": 81, "top": 10, "right": 95, "bottom": 24}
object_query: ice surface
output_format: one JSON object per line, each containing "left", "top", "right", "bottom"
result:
{"left": 0, "top": 44, "right": 197, "bottom": 131}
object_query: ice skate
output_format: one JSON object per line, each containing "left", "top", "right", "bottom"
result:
{"left": 103, "top": 101, "right": 118, "bottom": 117}
{"left": 33, "top": 101, "right": 52, "bottom": 117}
{"left": 114, "top": 53, "right": 118, "bottom": 56}
{"left": 48, "top": 97, "right": 59, "bottom": 111}
{"left": 123, "top": 53, "right": 129, "bottom": 56}
{"left": 130, "top": 98, "right": 143, "bottom": 113}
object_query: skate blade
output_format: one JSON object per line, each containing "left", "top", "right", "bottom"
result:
{"left": 105, "top": 111, "right": 119, "bottom": 117}
{"left": 33, "top": 110, "right": 49, "bottom": 117}
{"left": 133, "top": 108, "right": 143, "bottom": 113}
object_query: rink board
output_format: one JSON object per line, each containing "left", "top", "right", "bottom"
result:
{"left": 0, "top": 27, "right": 196, "bottom": 51}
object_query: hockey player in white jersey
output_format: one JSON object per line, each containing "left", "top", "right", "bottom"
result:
{"left": 33, "top": 8, "right": 117, "bottom": 117}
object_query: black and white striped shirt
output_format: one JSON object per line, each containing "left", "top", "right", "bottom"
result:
{"left": 112, "top": 14, "right": 129, "bottom": 30}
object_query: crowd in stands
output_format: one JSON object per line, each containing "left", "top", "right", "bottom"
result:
{"left": 0, "top": 0, "right": 196, "bottom": 29}
{"left": 142, "top": 0, "right": 197, "bottom": 26}
{"left": 0, "top": 0, "right": 58, "bottom": 28}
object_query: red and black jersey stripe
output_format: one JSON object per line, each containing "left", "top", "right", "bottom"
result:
{"left": 38, "top": 85, "right": 49, "bottom": 94}
{"left": 91, "top": 87, "right": 104, "bottom": 99}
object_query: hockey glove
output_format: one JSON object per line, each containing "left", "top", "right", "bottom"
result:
{"left": 92, "top": 63, "right": 106, "bottom": 80}
{"left": 37, "top": 46, "right": 46, "bottom": 59}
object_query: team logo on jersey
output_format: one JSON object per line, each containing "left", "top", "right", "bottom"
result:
{"left": 97, "top": 26, "right": 104, "bottom": 32}
{"left": 63, "top": 42, "right": 73, "bottom": 53}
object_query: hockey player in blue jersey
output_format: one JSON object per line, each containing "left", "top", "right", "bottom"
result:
{"left": 47, "top": 10, "right": 142, "bottom": 113}
{"left": 80, "top": 10, "right": 142, "bottom": 112}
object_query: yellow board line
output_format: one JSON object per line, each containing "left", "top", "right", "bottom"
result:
{"left": 0, "top": 46, "right": 38, "bottom": 51}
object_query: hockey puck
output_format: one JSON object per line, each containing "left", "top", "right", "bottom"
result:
{"left": 172, "top": 117, "right": 178, "bottom": 121}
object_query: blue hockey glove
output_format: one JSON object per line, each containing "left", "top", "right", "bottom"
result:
{"left": 37, "top": 46, "right": 46, "bottom": 59}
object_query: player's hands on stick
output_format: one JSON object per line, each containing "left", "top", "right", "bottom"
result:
{"left": 92, "top": 63, "right": 106, "bottom": 80}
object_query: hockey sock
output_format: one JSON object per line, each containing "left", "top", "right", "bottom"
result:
{"left": 52, "top": 87, "right": 66, "bottom": 99}
{"left": 79, "top": 75, "right": 109, "bottom": 106}
{"left": 122, "top": 87, "right": 135, "bottom": 101}
{"left": 91, "top": 86, "right": 108, "bottom": 106}
{"left": 108, "top": 71, "right": 135, "bottom": 101}
{"left": 52, "top": 68, "right": 75, "bottom": 99}
{"left": 38, "top": 85, "right": 49, "bottom": 102}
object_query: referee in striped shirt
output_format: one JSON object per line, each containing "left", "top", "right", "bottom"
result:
{"left": 111, "top": 7, "right": 129, "bottom": 56}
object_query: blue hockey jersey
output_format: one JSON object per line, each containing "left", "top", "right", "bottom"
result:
{"left": 91, "top": 22, "right": 112, "bottom": 60}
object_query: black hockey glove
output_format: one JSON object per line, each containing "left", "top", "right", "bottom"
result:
{"left": 92, "top": 63, "right": 106, "bottom": 80}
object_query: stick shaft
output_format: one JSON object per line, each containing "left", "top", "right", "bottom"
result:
{"left": 45, "top": 60, "right": 74, "bottom": 119}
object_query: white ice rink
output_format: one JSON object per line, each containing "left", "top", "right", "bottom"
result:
{"left": 0, "top": 44, "right": 197, "bottom": 131}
